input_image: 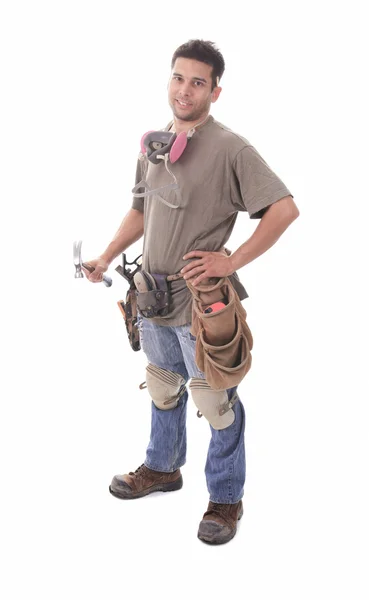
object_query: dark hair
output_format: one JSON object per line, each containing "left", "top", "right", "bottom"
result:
{"left": 171, "top": 39, "right": 225, "bottom": 90}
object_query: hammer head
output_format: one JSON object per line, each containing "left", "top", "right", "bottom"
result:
{"left": 73, "top": 240, "right": 84, "bottom": 278}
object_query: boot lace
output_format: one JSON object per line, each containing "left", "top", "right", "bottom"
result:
{"left": 128, "top": 464, "right": 148, "bottom": 478}
{"left": 203, "top": 501, "right": 236, "bottom": 529}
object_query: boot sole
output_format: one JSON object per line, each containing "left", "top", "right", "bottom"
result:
{"left": 109, "top": 475, "right": 183, "bottom": 500}
{"left": 197, "top": 505, "right": 244, "bottom": 544}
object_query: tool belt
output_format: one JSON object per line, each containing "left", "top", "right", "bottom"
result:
{"left": 115, "top": 253, "right": 253, "bottom": 383}
{"left": 186, "top": 277, "right": 253, "bottom": 391}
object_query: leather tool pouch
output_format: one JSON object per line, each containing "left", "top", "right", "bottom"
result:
{"left": 135, "top": 272, "right": 171, "bottom": 318}
{"left": 186, "top": 277, "right": 253, "bottom": 390}
{"left": 117, "top": 283, "right": 141, "bottom": 352}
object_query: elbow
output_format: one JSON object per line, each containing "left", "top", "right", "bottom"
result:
{"left": 278, "top": 205, "right": 300, "bottom": 232}
{"left": 290, "top": 206, "right": 300, "bottom": 223}
{"left": 284, "top": 196, "right": 300, "bottom": 224}
{"left": 282, "top": 208, "right": 299, "bottom": 231}
{"left": 271, "top": 195, "right": 300, "bottom": 222}
{"left": 291, "top": 196, "right": 300, "bottom": 219}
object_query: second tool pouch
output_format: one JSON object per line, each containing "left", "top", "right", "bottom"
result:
{"left": 186, "top": 277, "right": 253, "bottom": 390}
{"left": 134, "top": 271, "right": 170, "bottom": 318}
{"left": 117, "top": 282, "right": 141, "bottom": 352}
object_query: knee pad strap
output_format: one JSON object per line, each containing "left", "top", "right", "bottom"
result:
{"left": 189, "top": 378, "right": 238, "bottom": 430}
{"left": 146, "top": 363, "right": 186, "bottom": 410}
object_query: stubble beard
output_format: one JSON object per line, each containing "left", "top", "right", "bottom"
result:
{"left": 170, "top": 97, "right": 211, "bottom": 123}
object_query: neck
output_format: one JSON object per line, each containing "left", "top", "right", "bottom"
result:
{"left": 171, "top": 113, "right": 210, "bottom": 135}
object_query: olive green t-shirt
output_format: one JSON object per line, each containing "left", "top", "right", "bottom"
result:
{"left": 132, "top": 115, "right": 293, "bottom": 326}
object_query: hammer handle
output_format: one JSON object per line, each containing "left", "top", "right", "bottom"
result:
{"left": 82, "top": 263, "right": 113, "bottom": 287}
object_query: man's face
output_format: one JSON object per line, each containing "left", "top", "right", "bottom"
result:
{"left": 168, "top": 57, "right": 221, "bottom": 123}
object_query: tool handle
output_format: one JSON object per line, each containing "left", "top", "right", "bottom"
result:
{"left": 82, "top": 263, "right": 113, "bottom": 287}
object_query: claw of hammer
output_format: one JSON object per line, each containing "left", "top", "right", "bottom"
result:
{"left": 73, "top": 240, "right": 84, "bottom": 278}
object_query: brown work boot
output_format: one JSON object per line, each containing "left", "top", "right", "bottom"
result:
{"left": 197, "top": 500, "right": 243, "bottom": 544}
{"left": 109, "top": 463, "right": 183, "bottom": 499}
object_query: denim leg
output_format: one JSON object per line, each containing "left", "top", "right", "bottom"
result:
{"left": 205, "top": 387, "right": 246, "bottom": 504}
{"left": 175, "top": 324, "right": 205, "bottom": 379}
{"left": 138, "top": 317, "right": 189, "bottom": 473}
{"left": 138, "top": 318, "right": 247, "bottom": 496}
{"left": 176, "top": 325, "right": 246, "bottom": 503}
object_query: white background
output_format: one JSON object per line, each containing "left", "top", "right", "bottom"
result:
{"left": 1, "top": 1, "right": 368, "bottom": 598}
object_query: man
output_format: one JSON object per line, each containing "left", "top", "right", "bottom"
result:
{"left": 84, "top": 40, "right": 299, "bottom": 544}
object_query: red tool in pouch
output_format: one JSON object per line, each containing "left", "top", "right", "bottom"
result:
{"left": 203, "top": 302, "right": 226, "bottom": 314}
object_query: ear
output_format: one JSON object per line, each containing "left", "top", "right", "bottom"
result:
{"left": 211, "top": 86, "right": 222, "bottom": 103}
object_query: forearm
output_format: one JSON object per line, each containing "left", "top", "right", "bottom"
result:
{"left": 230, "top": 197, "right": 299, "bottom": 271}
{"left": 101, "top": 208, "right": 144, "bottom": 264}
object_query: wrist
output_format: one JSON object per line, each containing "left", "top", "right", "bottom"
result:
{"left": 229, "top": 244, "right": 253, "bottom": 272}
{"left": 100, "top": 251, "right": 113, "bottom": 266}
{"left": 228, "top": 253, "right": 237, "bottom": 273}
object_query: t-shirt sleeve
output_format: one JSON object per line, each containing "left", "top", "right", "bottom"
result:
{"left": 232, "top": 145, "right": 293, "bottom": 219}
{"left": 131, "top": 158, "right": 145, "bottom": 213}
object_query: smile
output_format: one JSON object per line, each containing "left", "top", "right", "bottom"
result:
{"left": 176, "top": 99, "right": 192, "bottom": 107}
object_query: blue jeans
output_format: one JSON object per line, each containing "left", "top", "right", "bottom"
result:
{"left": 138, "top": 317, "right": 246, "bottom": 504}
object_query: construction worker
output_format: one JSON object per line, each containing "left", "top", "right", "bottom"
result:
{"left": 84, "top": 39, "right": 299, "bottom": 544}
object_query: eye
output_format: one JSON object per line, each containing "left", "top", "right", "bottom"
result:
{"left": 194, "top": 81, "right": 204, "bottom": 87}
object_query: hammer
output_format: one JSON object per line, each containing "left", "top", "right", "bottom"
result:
{"left": 73, "top": 240, "right": 113, "bottom": 287}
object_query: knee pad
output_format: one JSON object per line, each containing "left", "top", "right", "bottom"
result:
{"left": 146, "top": 363, "right": 186, "bottom": 410}
{"left": 189, "top": 378, "right": 238, "bottom": 430}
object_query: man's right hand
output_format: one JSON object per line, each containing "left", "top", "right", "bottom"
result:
{"left": 82, "top": 257, "right": 110, "bottom": 283}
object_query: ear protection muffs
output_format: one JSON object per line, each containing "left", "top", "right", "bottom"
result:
{"left": 132, "top": 116, "right": 210, "bottom": 205}
{"left": 140, "top": 130, "right": 189, "bottom": 164}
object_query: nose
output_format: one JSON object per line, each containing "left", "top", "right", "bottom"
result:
{"left": 179, "top": 79, "right": 192, "bottom": 97}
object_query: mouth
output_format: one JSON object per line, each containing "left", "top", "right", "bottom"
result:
{"left": 176, "top": 99, "right": 192, "bottom": 109}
